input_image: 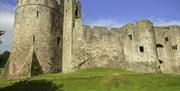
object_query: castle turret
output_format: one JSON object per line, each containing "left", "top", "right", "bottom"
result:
{"left": 2, "top": 0, "right": 61, "bottom": 79}
{"left": 122, "top": 23, "right": 136, "bottom": 63}
{"left": 132, "top": 20, "right": 158, "bottom": 72}
{"left": 62, "top": 0, "right": 81, "bottom": 73}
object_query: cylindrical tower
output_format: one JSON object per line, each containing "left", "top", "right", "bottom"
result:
{"left": 2, "top": 0, "right": 60, "bottom": 79}
{"left": 133, "top": 20, "right": 158, "bottom": 72}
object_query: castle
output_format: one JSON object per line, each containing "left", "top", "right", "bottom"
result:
{"left": 1, "top": 0, "right": 180, "bottom": 79}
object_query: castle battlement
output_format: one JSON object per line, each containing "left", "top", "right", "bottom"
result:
{"left": 16, "top": 0, "right": 59, "bottom": 9}
{"left": 136, "top": 19, "right": 153, "bottom": 28}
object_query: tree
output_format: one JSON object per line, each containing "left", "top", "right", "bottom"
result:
{"left": 0, "top": 31, "right": 5, "bottom": 44}
{"left": 0, "top": 51, "right": 10, "bottom": 68}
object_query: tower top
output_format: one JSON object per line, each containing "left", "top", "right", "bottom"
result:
{"left": 136, "top": 19, "right": 153, "bottom": 28}
{"left": 16, "top": 0, "right": 59, "bottom": 9}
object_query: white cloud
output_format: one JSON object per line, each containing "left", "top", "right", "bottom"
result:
{"left": 154, "top": 20, "right": 180, "bottom": 26}
{"left": 85, "top": 18, "right": 128, "bottom": 28}
{"left": 85, "top": 18, "right": 180, "bottom": 28}
{"left": 0, "top": 1, "right": 15, "bottom": 53}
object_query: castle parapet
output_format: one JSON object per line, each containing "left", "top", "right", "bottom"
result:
{"left": 16, "top": 0, "right": 59, "bottom": 9}
{"left": 136, "top": 19, "right": 153, "bottom": 28}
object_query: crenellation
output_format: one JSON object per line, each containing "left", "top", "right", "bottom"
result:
{"left": 16, "top": 0, "right": 59, "bottom": 9}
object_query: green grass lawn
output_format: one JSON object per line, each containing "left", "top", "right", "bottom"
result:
{"left": 0, "top": 68, "right": 180, "bottom": 91}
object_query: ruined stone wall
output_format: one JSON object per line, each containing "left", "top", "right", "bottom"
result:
{"left": 72, "top": 25, "right": 126, "bottom": 71}
{"left": 2, "top": 0, "right": 62, "bottom": 79}
{"left": 63, "top": 0, "right": 179, "bottom": 74}
{"left": 128, "top": 20, "right": 158, "bottom": 72}
{"left": 72, "top": 20, "right": 180, "bottom": 73}
{"left": 154, "top": 26, "right": 180, "bottom": 73}
{"left": 73, "top": 20, "right": 158, "bottom": 72}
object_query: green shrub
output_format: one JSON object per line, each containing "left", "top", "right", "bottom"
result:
{"left": 0, "top": 51, "right": 10, "bottom": 68}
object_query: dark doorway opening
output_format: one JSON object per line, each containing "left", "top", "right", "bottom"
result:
{"left": 31, "top": 51, "right": 43, "bottom": 76}
{"left": 158, "top": 60, "right": 164, "bottom": 73}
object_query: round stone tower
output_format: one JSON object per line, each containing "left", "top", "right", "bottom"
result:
{"left": 2, "top": 0, "right": 61, "bottom": 79}
{"left": 133, "top": 20, "right": 158, "bottom": 72}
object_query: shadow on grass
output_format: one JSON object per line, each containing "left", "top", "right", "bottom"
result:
{"left": 0, "top": 80, "right": 63, "bottom": 91}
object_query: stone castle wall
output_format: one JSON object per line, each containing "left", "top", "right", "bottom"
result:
{"left": 154, "top": 26, "right": 180, "bottom": 73}
{"left": 71, "top": 18, "right": 180, "bottom": 73}
{"left": 71, "top": 20, "right": 163, "bottom": 73}
{"left": 72, "top": 24, "right": 126, "bottom": 71}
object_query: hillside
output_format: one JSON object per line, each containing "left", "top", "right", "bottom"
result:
{"left": 0, "top": 68, "right": 180, "bottom": 91}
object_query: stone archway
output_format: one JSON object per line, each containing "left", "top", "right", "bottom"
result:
{"left": 31, "top": 51, "right": 43, "bottom": 76}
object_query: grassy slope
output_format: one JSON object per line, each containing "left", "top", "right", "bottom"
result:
{"left": 0, "top": 68, "right": 180, "bottom": 91}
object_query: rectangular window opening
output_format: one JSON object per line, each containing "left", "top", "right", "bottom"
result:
{"left": 57, "top": 37, "right": 60, "bottom": 44}
{"left": 128, "top": 35, "right": 132, "bottom": 40}
{"left": 139, "top": 46, "right": 144, "bottom": 53}
{"left": 33, "top": 36, "right": 35, "bottom": 43}
{"left": 165, "top": 37, "right": 169, "bottom": 42}
{"left": 37, "top": 10, "right": 39, "bottom": 18}
{"left": 172, "top": 45, "right": 178, "bottom": 50}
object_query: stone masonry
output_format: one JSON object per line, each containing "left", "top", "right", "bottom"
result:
{"left": 1, "top": 0, "right": 180, "bottom": 79}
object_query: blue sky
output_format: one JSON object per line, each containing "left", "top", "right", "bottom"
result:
{"left": 0, "top": 0, "right": 180, "bottom": 52}
{"left": 81, "top": 0, "right": 180, "bottom": 26}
